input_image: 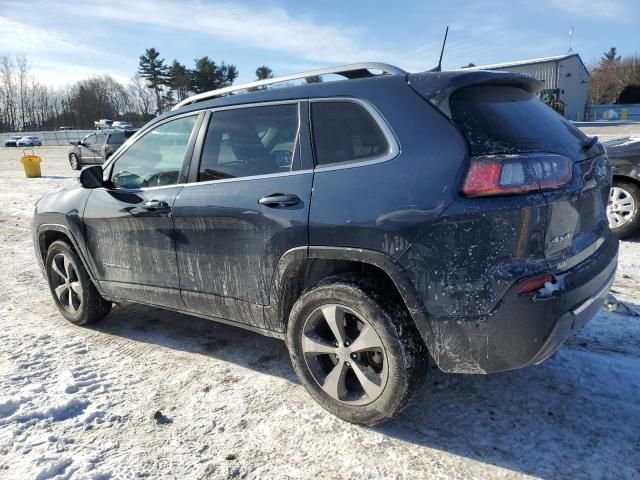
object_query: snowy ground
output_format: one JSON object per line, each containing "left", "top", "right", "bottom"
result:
{"left": 1, "top": 136, "right": 639, "bottom": 479}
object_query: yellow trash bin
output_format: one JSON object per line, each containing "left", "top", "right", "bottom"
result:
{"left": 20, "top": 150, "right": 42, "bottom": 178}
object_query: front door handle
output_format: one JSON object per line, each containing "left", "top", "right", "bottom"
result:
{"left": 258, "top": 193, "right": 300, "bottom": 208}
{"left": 142, "top": 199, "right": 170, "bottom": 210}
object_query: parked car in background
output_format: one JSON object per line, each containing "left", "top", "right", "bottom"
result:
{"left": 94, "top": 119, "right": 114, "bottom": 129}
{"left": 3, "top": 135, "right": 23, "bottom": 147}
{"left": 16, "top": 136, "right": 42, "bottom": 147}
{"left": 604, "top": 136, "right": 640, "bottom": 238}
{"left": 112, "top": 121, "right": 133, "bottom": 130}
{"left": 34, "top": 63, "right": 617, "bottom": 425}
{"left": 68, "top": 129, "right": 137, "bottom": 170}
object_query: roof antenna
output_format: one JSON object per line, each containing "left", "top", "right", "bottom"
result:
{"left": 568, "top": 25, "right": 574, "bottom": 53}
{"left": 430, "top": 26, "right": 449, "bottom": 72}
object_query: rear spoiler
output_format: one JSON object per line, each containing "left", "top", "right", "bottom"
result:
{"left": 408, "top": 70, "right": 541, "bottom": 118}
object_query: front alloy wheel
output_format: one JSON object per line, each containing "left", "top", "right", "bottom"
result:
{"left": 45, "top": 240, "right": 111, "bottom": 325}
{"left": 50, "top": 252, "right": 83, "bottom": 314}
{"left": 69, "top": 154, "right": 80, "bottom": 170}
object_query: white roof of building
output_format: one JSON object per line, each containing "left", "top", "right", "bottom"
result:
{"left": 465, "top": 53, "right": 587, "bottom": 72}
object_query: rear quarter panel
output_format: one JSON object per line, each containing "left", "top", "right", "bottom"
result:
{"left": 309, "top": 81, "right": 467, "bottom": 259}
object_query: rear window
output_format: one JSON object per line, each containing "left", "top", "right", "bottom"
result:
{"left": 450, "top": 86, "right": 586, "bottom": 158}
{"left": 311, "top": 101, "right": 390, "bottom": 166}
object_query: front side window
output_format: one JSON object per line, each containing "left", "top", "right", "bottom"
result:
{"left": 84, "top": 134, "right": 96, "bottom": 146}
{"left": 311, "top": 101, "right": 390, "bottom": 166}
{"left": 198, "top": 103, "right": 299, "bottom": 182}
{"left": 110, "top": 114, "right": 198, "bottom": 189}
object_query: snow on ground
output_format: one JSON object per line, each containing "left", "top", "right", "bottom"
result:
{"left": 579, "top": 123, "right": 640, "bottom": 142}
{"left": 1, "top": 136, "right": 640, "bottom": 479}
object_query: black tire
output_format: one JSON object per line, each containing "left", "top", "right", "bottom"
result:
{"left": 45, "top": 240, "right": 111, "bottom": 325}
{"left": 608, "top": 180, "right": 640, "bottom": 239}
{"left": 69, "top": 153, "right": 81, "bottom": 170}
{"left": 286, "top": 274, "right": 428, "bottom": 425}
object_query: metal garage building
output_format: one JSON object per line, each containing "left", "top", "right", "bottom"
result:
{"left": 469, "top": 54, "right": 590, "bottom": 121}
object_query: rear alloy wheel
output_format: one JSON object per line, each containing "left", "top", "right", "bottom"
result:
{"left": 69, "top": 153, "right": 81, "bottom": 170}
{"left": 607, "top": 181, "right": 640, "bottom": 238}
{"left": 302, "top": 304, "right": 388, "bottom": 405}
{"left": 45, "top": 240, "right": 111, "bottom": 325}
{"left": 287, "top": 275, "right": 427, "bottom": 425}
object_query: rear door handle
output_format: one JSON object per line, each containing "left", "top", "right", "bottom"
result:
{"left": 258, "top": 194, "right": 300, "bottom": 208}
{"left": 142, "top": 200, "right": 170, "bottom": 210}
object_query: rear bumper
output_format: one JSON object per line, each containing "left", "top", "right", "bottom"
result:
{"left": 423, "top": 234, "right": 618, "bottom": 374}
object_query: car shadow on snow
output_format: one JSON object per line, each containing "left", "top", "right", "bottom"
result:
{"left": 90, "top": 302, "right": 640, "bottom": 478}
{"left": 375, "top": 306, "right": 640, "bottom": 478}
{"left": 620, "top": 233, "right": 640, "bottom": 244}
{"left": 89, "top": 302, "right": 297, "bottom": 382}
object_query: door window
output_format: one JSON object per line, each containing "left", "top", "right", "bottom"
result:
{"left": 94, "top": 133, "right": 107, "bottom": 146}
{"left": 110, "top": 114, "right": 198, "bottom": 189}
{"left": 311, "top": 101, "right": 390, "bottom": 166}
{"left": 83, "top": 134, "right": 96, "bottom": 146}
{"left": 198, "top": 103, "right": 299, "bottom": 182}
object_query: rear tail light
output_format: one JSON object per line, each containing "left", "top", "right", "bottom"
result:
{"left": 462, "top": 154, "right": 572, "bottom": 197}
{"left": 518, "top": 274, "right": 556, "bottom": 294}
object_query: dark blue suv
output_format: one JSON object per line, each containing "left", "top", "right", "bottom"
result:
{"left": 32, "top": 63, "right": 618, "bottom": 425}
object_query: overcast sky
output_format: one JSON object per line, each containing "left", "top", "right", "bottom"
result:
{"left": 0, "top": 0, "right": 638, "bottom": 87}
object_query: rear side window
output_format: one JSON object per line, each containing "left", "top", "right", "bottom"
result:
{"left": 107, "top": 132, "right": 125, "bottom": 145}
{"left": 198, "top": 103, "right": 300, "bottom": 182}
{"left": 450, "top": 86, "right": 586, "bottom": 158}
{"left": 311, "top": 101, "right": 390, "bottom": 166}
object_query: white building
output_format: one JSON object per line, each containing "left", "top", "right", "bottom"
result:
{"left": 470, "top": 54, "right": 590, "bottom": 121}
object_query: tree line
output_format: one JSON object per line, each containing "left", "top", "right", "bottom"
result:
{"left": 588, "top": 47, "right": 640, "bottom": 104}
{"left": 3, "top": 45, "right": 638, "bottom": 133}
{"left": 0, "top": 49, "right": 275, "bottom": 132}
{"left": 137, "top": 47, "right": 273, "bottom": 113}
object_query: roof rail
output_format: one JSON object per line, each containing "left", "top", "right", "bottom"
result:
{"left": 171, "top": 62, "right": 407, "bottom": 111}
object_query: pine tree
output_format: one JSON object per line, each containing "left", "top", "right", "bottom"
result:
{"left": 138, "top": 48, "right": 168, "bottom": 114}
{"left": 191, "top": 57, "right": 238, "bottom": 93}
{"left": 255, "top": 66, "right": 274, "bottom": 80}
{"left": 602, "top": 47, "right": 621, "bottom": 64}
{"left": 167, "top": 60, "right": 192, "bottom": 102}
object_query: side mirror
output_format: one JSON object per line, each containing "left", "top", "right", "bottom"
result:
{"left": 79, "top": 165, "right": 104, "bottom": 189}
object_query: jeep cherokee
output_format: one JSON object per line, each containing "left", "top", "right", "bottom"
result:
{"left": 32, "top": 63, "right": 618, "bottom": 425}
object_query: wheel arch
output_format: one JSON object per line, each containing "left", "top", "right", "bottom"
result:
{"left": 264, "top": 246, "right": 431, "bottom": 340}
{"left": 36, "top": 224, "right": 101, "bottom": 289}
{"left": 613, "top": 173, "right": 640, "bottom": 188}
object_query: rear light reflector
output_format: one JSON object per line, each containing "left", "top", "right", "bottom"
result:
{"left": 518, "top": 274, "right": 555, "bottom": 294}
{"left": 462, "top": 154, "right": 572, "bottom": 197}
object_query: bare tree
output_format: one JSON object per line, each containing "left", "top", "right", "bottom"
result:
{"left": 16, "top": 54, "right": 29, "bottom": 130}
{"left": 0, "top": 56, "right": 17, "bottom": 131}
{"left": 589, "top": 51, "right": 640, "bottom": 104}
{"left": 128, "top": 74, "right": 155, "bottom": 116}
